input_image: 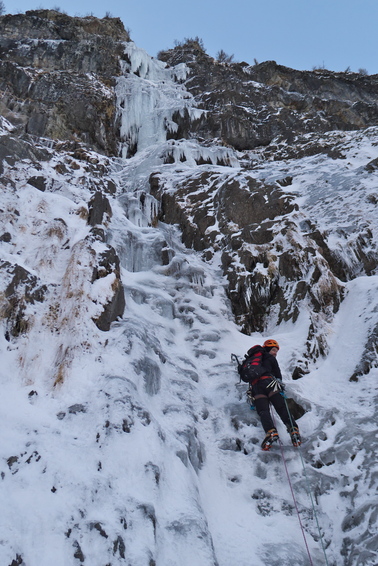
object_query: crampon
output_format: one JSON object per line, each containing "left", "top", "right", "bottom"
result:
{"left": 289, "top": 426, "right": 301, "bottom": 447}
{"left": 261, "top": 428, "right": 279, "bottom": 451}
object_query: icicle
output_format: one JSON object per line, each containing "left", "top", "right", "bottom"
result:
{"left": 115, "top": 42, "right": 199, "bottom": 157}
{"left": 142, "top": 194, "right": 160, "bottom": 225}
{"left": 163, "top": 140, "right": 239, "bottom": 168}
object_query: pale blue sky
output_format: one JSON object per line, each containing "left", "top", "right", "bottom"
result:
{"left": 8, "top": 0, "right": 378, "bottom": 74}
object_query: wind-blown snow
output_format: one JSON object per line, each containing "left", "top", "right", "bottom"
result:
{"left": 1, "top": 34, "right": 378, "bottom": 566}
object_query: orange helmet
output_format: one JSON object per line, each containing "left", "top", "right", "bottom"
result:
{"left": 263, "top": 339, "right": 280, "bottom": 350}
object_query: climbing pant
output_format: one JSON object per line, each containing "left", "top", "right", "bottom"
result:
{"left": 252, "top": 376, "right": 297, "bottom": 433}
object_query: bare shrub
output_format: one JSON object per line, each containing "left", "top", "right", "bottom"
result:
{"left": 174, "top": 36, "right": 206, "bottom": 53}
{"left": 216, "top": 49, "right": 234, "bottom": 64}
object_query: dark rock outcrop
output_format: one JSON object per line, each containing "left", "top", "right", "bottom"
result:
{"left": 350, "top": 323, "right": 378, "bottom": 381}
{"left": 91, "top": 243, "right": 125, "bottom": 331}
{"left": 1, "top": 10, "right": 129, "bottom": 42}
{"left": 0, "top": 134, "right": 51, "bottom": 171}
{"left": 159, "top": 44, "right": 378, "bottom": 151}
{"left": 151, "top": 167, "right": 344, "bottom": 375}
{"left": 27, "top": 176, "right": 48, "bottom": 191}
{"left": 88, "top": 192, "right": 112, "bottom": 227}
{"left": 151, "top": 171, "right": 342, "bottom": 307}
{"left": 0, "top": 10, "right": 131, "bottom": 155}
{"left": 1, "top": 260, "right": 47, "bottom": 338}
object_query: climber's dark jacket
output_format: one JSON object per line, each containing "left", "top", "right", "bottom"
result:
{"left": 260, "top": 351, "right": 283, "bottom": 380}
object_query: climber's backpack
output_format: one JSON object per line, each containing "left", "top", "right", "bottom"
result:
{"left": 234, "top": 345, "right": 267, "bottom": 383}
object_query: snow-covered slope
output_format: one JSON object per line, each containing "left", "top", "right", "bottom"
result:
{"left": 1, "top": 14, "right": 378, "bottom": 566}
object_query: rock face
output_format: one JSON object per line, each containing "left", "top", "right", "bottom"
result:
{"left": 1, "top": 260, "right": 47, "bottom": 338}
{"left": 0, "top": 10, "right": 130, "bottom": 155}
{"left": 150, "top": 166, "right": 344, "bottom": 376}
{"left": 1, "top": 16, "right": 378, "bottom": 566}
{"left": 2, "top": 19, "right": 377, "bottom": 378}
{"left": 0, "top": 11, "right": 128, "bottom": 366}
{"left": 153, "top": 40, "right": 378, "bottom": 377}
{"left": 1, "top": 13, "right": 378, "bottom": 378}
{"left": 159, "top": 42, "right": 378, "bottom": 150}
{"left": 91, "top": 241, "right": 126, "bottom": 332}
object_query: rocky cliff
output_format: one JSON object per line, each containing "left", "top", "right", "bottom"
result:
{"left": 159, "top": 40, "right": 378, "bottom": 149}
{"left": 155, "top": 41, "right": 378, "bottom": 378}
{"left": 0, "top": 10, "right": 130, "bottom": 154}
{"left": 1, "top": 11, "right": 378, "bottom": 566}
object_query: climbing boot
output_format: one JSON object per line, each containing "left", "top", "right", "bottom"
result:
{"left": 261, "top": 428, "right": 279, "bottom": 451}
{"left": 289, "top": 426, "right": 301, "bottom": 447}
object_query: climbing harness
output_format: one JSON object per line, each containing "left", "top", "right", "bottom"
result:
{"left": 266, "top": 376, "right": 285, "bottom": 393}
{"left": 270, "top": 400, "right": 330, "bottom": 566}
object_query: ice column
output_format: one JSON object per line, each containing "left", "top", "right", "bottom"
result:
{"left": 116, "top": 42, "right": 194, "bottom": 157}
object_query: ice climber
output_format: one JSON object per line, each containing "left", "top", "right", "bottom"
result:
{"left": 246, "top": 339, "right": 301, "bottom": 450}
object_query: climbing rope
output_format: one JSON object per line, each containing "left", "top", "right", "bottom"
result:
{"left": 282, "top": 396, "right": 330, "bottom": 566}
{"left": 270, "top": 408, "right": 315, "bottom": 565}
